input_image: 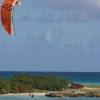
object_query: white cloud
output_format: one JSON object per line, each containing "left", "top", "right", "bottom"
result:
{"left": 33, "top": 0, "right": 100, "bottom": 22}
{"left": 32, "top": 0, "right": 100, "bottom": 10}
{"left": 86, "top": 0, "right": 100, "bottom": 8}
{"left": 43, "top": 28, "right": 63, "bottom": 44}
{"left": 44, "top": 30, "right": 60, "bottom": 44}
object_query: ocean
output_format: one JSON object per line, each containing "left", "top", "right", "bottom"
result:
{"left": 0, "top": 71, "right": 100, "bottom": 85}
{"left": 0, "top": 96, "right": 100, "bottom": 100}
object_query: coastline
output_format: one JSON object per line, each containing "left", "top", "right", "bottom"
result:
{"left": 0, "top": 93, "right": 46, "bottom": 96}
{"left": 1, "top": 86, "right": 100, "bottom": 97}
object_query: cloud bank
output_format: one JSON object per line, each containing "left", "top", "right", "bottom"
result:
{"left": 32, "top": 0, "right": 100, "bottom": 10}
{"left": 30, "top": 0, "right": 100, "bottom": 22}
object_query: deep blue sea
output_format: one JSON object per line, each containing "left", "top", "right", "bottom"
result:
{"left": 0, "top": 71, "right": 100, "bottom": 85}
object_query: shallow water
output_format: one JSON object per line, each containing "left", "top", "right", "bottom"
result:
{"left": 0, "top": 96, "right": 100, "bottom": 100}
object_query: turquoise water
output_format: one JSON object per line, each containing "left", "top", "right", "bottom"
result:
{"left": 0, "top": 96, "right": 100, "bottom": 100}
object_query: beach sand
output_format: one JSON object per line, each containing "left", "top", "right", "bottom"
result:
{"left": 1, "top": 93, "right": 46, "bottom": 96}
{"left": 1, "top": 86, "right": 100, "bottom": 97}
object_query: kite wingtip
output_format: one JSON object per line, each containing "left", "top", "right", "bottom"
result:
{"left": 11, "top": 33, "right": 16, "bottom": 36}
{"left": 18, "top": 4, "right": 22, "bottom": 6}
{"left": 7, "top": 32, "right": 16, "bottom": 36}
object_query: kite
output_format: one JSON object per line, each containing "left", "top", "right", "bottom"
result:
{"left": 1, "top": 0, "right": 22, "bottom": 35}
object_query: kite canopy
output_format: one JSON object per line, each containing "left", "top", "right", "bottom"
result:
{"left": 1, "top": 0, "right": 21, "bottom": 35}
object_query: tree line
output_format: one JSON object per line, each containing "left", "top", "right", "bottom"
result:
{"left": 0, "top": 74, "right": 71, "bottom": 94}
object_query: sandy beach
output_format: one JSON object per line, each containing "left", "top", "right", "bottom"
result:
{"left": 0, "top": 93, "right": 47, "bottom": 96}
{"left": 1, "top": 86, "right": 100, "bottom": 97}
{"left": 83, "top": 87, "right": 100, "bottom": 90}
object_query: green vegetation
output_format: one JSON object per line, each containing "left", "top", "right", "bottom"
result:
{"left": 0, "top": 74, "right": 71, "bottom": 94}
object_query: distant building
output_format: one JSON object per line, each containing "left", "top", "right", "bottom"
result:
{"left": 69, "top": 83, "right": 84, "bottom": 89}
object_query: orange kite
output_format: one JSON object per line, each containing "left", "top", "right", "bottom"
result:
{"left": 1, "top": 0, "right": 22, "bottom": 35}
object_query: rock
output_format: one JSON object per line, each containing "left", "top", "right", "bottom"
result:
{"left": 45, "top": 91, "right": 100, "bottom": 97}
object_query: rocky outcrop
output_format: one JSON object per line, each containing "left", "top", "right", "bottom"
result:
{"left": 45, "top": 91, "right": 100, "bottom": 97}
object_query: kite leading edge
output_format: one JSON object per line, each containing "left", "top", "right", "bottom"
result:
{"left": 0, "top": 0, "right": 22, "bottom": 35}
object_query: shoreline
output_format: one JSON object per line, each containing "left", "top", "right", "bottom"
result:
{"left": 1, "top": 86, "right": 100, "bottom": 97}
{"left": 0, "top": 93, "right": 47, "bottom": 96}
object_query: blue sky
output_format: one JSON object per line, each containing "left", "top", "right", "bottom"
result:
{"left": 0, "top": 0, "right": 100, "bottom": 71}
